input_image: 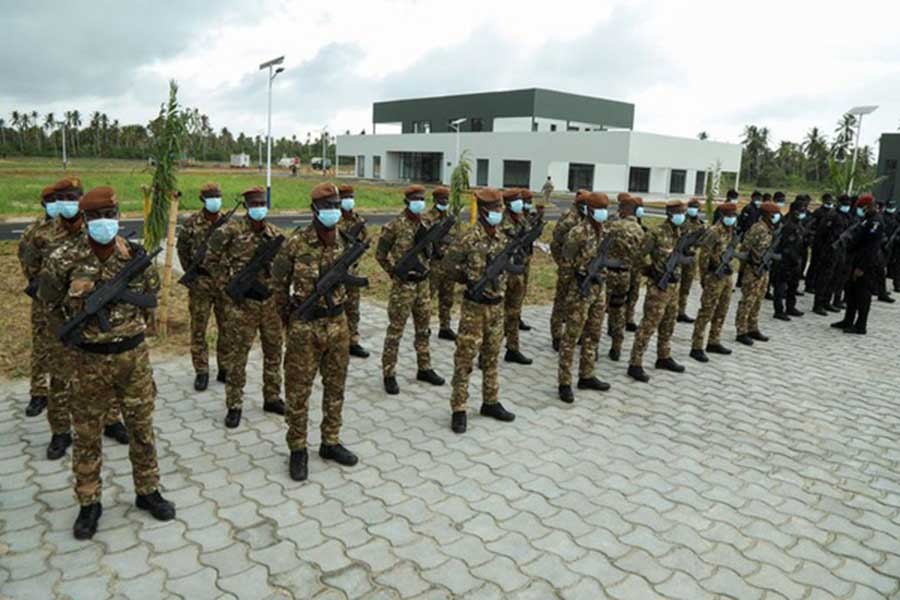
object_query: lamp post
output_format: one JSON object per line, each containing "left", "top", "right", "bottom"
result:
{"left": 321, "top": 127, "right": 327, "bottom": 175}
{"left": 846, "top": 105, "right": 878, "bottom": 195}
{"left": 259, "top": 55, "right": 285, "bottom": 207}
{"left": 60, "top": 120, "right": 67, "bottom": 171}
{"left": 449, "top": 117, "right": 466, "bottom": 167}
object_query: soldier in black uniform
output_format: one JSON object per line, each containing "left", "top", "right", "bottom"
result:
{"left": 772, "top": 196, "right": 808, "bottom": 320}
{"left": 831, "top": 195, "right": 883, "bottom": 334}
{"left": 712, "top": 189, "right": 739, "bottom": 224}
{"left": 874, "top": 198, "right": 896, "bottom": 304}
{"left": 812, "top": 195, "right": 854, "bottom": 314}
{"left": 831, "top": 195, "right": 860, "bottom": 310}
{"left": 804, "top": 193, "right": 835, "bottom": 294}
{"left": 884, "top": 202, "right": 900, "bottom": 292}
{"left": 737, "top": 190, "right": 763, "bottom": 236}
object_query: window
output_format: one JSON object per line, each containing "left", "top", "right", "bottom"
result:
{"left": 694, "top": 171, "right": 706, "bottom": 195}
{"left": 628, "top": 167, "right": 650, "bottom": 193}
{"left": 503, "top": 160, "right": 531, "bottom": 188}
{"left": 669, "top": 169, "right": 686, "bottom": 194}
{"left": 412, "top": 121, "right": 420, "bottom": 133}
{"left": 470, "top": 118, "right": 484, "bottom": 132}
{"left": 476, "top": 159, "right": 489, "bottom": 187}
{"left": 356, "top": 155, "right": 365, "bottom": 178}
{"left": 531, "top": 121, "right": 538, "bottom": 132}
{"left": 550, "top": 124, "right": 557, "bottom": 132}
{"left": 373, "top": 156, "right": 381, "bottom": 179}
{"left": 422, "top": 121, "right": 431, "bottom": 134}
{"left": 887, "top": 159, "right": 898, "bottom": 172}
{"left": 567, "top": 163, "right": 595, "bottom": 192}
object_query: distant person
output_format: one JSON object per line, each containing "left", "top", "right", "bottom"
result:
{"left": 542, "top": 177, "right": 554, "bottom": 204}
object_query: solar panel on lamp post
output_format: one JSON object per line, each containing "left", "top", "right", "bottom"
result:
{"left": 846, "top": 105, "right": 878, "bottom": 195}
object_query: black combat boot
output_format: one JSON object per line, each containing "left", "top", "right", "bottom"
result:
{"left": 748, "top": 331, "right": 769, "bottom": 342}
{"left": 773, "top": 312, "right": 791, "bottom": 321}
{"left": 676, "top": 314, "right": 695, "bottom": 324}
{"left": 627, "top": 365, "right": 650, "bottom": 383}
{"left": 73, "top": 503, "right": 102, "bottom": 540}
{"left": 558, "top": 385, "right": 574, "bottom": 403}
{"left": 26, "top": 395, "right": 47, "bottom": 417}
{"left": 706, "top": 343, "right": 732, "bottom": 355}
{"left": 46, "top": 432, "right": 72, "bottom": 460}
{"left": 383, "top": 376, "right": 399, "bottom": 395}
{"left": 833, "top": 300, "right": 846, "bottom": 310}
{"left": 736, "top": 333, "right": 754, "bottom": 346}
{"left": 194, "top": 372, "right": 209, "bottom": 391}
{"left": 263, "top": 399, "right": 286, "bottom": 415}
{"left": 416, "top": 369, "right": 445, "bottom": 386}
{"left": 104, "top": 422, "right": 129, "bottom": 445}
{"left": 689, "top": 348, "right": 709, "bottom": 363}
{"left": 878, "top": 293, "right": 895, "bottom": 303}
{"left": 626, "top": 322, "right": 638, "bottom": 332}
{"left": 451, "top": 411, "right": 467, "bottom": 434}
{"left": 349, "top": 344, "right": 370, "bottom": 358}
{"left": 319, "top": 443, "right": 358, "bottom": 466}
{"left": 813, "top": 306, "right": 828, "bottom": 316}
{"left": 843, "top": 325, "right": 867, "bottom": 335}
{"left": 518, "top": 319, "right": 532, "bottom": 331}
{"left": 438, "top": 328, "right": 457, "bottom": 341}
{"left": 289, "top": 449, "right": 308, "bottom": 481}
{"left": 135, "top": 490, "right": 176, "bottom": 521}
{"left": 825, "top": 304, "right": 841, "bottom": 313}
{"left": 830, "top": 319, "right": 850, "bottom": 329}
{"left": 787, "top": 308, "right": 804, "bottom": 317}
{"left": 552, "top": 338, "right": 561, "bottom": 352}
{"left": 224, "top": 409, "right": 242, "bottom": 428}
{"left": 216, "top": 368, "right": 228, "bottom": 383}
{"left": 655, "top": 357, "right": 686, "bottom": 373}
{"left": 577, "top": 377, "right": 611, "bottom": 391}
{"left": 504, "top": 349, "right": 533, "bottom": 365}
{"left": 608, "top": 348, "right": 620, "bottom": 362}
{"left": 480, "top": 402, "right": 515, "bottom": 422}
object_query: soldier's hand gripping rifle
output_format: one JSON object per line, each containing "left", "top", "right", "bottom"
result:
{"left": 392, "top": 217, "right": 456, "bottom": 281}
{"left": 57, "top": 246, "right": 162, "bottom": 346}
{"left": 225, "top": 234, "right": 286, "bottom": 303}
{"left": 755, "top": 227, "right": 783, "bottom": 276}
{"left": 656, "top": 229, "right": 704, "bottom": 290}
{"left": 23, "top": 278, "right": 38, "bottom": 299}
{"left": 466, "top": 233, "right": 527, "bottom": 303}
{"left": 577, "top": 236, "right": 623, "bottom": 297}
{"left": 291, "top": 237, "right": 370, "bottom": 322}
{"left": 714, "top": 231, "right": 747, "bottom": 279}
{"left": 516, "top": 217, "right": 546, "bottom": 258}
{"left": 831, "top": 220, "right": 861, "bottom": 252}
{"left": 179, "top": 197, "right": 242, "bottom": 286}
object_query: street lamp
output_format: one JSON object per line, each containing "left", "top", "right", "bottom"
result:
{"left": 321, "top": 126, "right": 328, "bottom": 176}
{"left": 259, "top": 55, "right": 285, "bottom": 207}
{"left": 450, "top": 117, "right": 466, "bottom": 167}
{"left": 59, "top": 120, "right": 67, "bottom": 170}
{"left": 846, "top": 105, "right": 878, "bottom": 195}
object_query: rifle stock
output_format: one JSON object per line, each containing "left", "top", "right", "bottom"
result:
{"left": 392, "top": 217, "right": 455, "bottom": 281}
{"left": 225, "top": 234, "right": 285, "bottom": 303}
{"left": 179, "top": 197, "right": 242, "bottom": 286}
{"left": 291, "top": 239, "right": 370, "bottom": 322}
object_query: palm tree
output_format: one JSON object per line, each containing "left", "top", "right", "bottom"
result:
{"left": 832, "top": 113, "right": 857, "bottom": 161}
{"left": 0, "top": 117, "right": 6, "bottom": 146}
{"left": 803, "top": 127, "right": 828, "bottom": 182}
{"left": 71, "top": 110, "right": 81, "bottom": 154}
{"left": 741, "top": 125, "right": 771, "bottom": 182}
{"left": 44, "top": 113, "right": 57, "bottom": 154}
{"left": 697, "top": 131, "right": 709, "bottom": 140}
{"left": 30, "top": 110, "right": 41, "bottom": 151}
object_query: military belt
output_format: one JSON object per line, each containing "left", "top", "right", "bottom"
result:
{"left": 306, "top": 304, "right": 345, "bottom": 320}
{"left": 400, "top": 272, "right": 429, "bottom": 284}
{"left": 463, "top": 291, "right": 502, "bottom": 305}
{"left": 76, "top": 333, "right": 145, "bottom": 355}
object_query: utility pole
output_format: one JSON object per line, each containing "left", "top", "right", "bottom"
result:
{"left": 259, "top": 56, "right": 285, "bottom": 206}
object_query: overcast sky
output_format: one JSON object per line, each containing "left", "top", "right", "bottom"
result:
{"left": 3, "top": 0, "right": 899, "bottom": 150}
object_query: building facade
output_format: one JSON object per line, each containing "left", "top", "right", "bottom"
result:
{"left": 877, "top": 133, "right": 900, "bottom": 204}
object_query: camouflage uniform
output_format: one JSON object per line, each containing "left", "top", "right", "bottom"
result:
{"left": 273, "top": 225, "right": 350, "bottom": 451}
{"left": 735, "top": 221, "right": 774, "bottom": 336}
{"left": 38, "top": 235, "right": 161, "bottom": 506}
{"left": 423, "top": 206, "right": 457, "bottom": 331}
{"left": 18, "top": 216, "right": 55, "bottom": 399}
{"left": 376, "top": 214, "right": 433, "bottom": 377}
{"left": 500, "top": 209, "right": 528, "bottom": 351}
{"left": 176, "top": 210, "right": 229, "bottom": 375}
{"left": 337, "top": 211, "right": 368, "bottom": 346}
{"left": 550, "top": 206, "right": 583, "bottom": 341}
{"left": 448, "top": 224, "right": 507, "bottom": 411}
{"left": 604, "top": 216, "right": 645, "bottom": 354}
{"left": 629, "top": 221, "right": 682, "bottom": 367}
{"left": 207, "top": 217, "right": 284, "bottom": 409}
{"left": 691, "top": 223, "right": 735, "bottom": 349}
{"left": 678, "top": 215, "right": 707, "bottom": 315}
{"left": 559, "top": 221, "right": 608, "bottom": 386}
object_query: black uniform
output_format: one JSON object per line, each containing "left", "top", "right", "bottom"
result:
{"left": 812, "top": 207, "right": 850, "bottom": 312}
{"left": 804, "top": 203, "right": 833, "bottom": 291}
{"left": 772, "top": 211, "right": 805, "bottom": 317}
{"left": 884, "top": 210, "right": 900, "bottom": 291}
{"left": 839, "top": 213, "right": 883, "bottom": 333}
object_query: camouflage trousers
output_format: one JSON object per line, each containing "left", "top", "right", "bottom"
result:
{"left": 30, "top": 300, "right": 51, "bottom": 398}
{"left": 504, "top": 273, "right": 526, "bottom": 351}
{"left": 283, "top": 314, "right": 349, "bottom": 451}
{"left": 678, "top": 260, "right": 697, "bottom": 315}
{"left": 450, "top": 299, "right": 504, "bottom": 412}
{"left": 430, "top": 264, "right": 456, "bottom": 330}
{"left": 225, "top": 296, "right": 283, "bottom": 409}
{"left": 559, "top": 283, "right": 606, "bottom": 386}
{"left": 47, "top": 335, "right": 121, "bottom": 435}
{"left": 629, "top": 283, "right": 678, "bottom": 367}
{"left": 605, "top": 270, "right": 632, "bottom": 353}
{"left": 625, "top": 267, "right": 643, "bottom": 324}
{"left": 345, "top": 285, "right": 362, "bottom": 345}
{"left": 691, "top": 273, "right": 733, "bottom": 349}
{"left": 70, "top": 343, "right": 159, "bottom": 506}
{"left": 735, "top": 270, "right": 769, "bottom": 335}
{"left": 382, "top": 279, "right": 431, "bottom": 378}
{"left": 188, "top": 277, "right": 228, "bottom": 374}
{"left": 550, "top": 266, "right": 575, "bottom": 340}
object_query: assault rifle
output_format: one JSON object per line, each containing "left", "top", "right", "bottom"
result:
{"left": 831, "top": 220, "right": 861, "bottom": 252}
{"left": 467, "top": 233, "right": 527, "bottom": 302}
{"left": 392, "top": 217, "right": 455, "bottom": 281}
{"left": 58, "top": 246, "right": 162, "bottom": 346}
{"left": 516, "top": 217, "right": 545, "bottom": 258}
{"left": 225, "top": 234, "right": 286, "bottom": 302}
{"left": 290, "top": 238, "right": 370, "bottom": 322}
{"left": 179, "top": 197, "right": 241, "bottom": 286}
{"left": 755, "top": 227, "right": 783, "bottom": 276}
{"left": 577, "top": 236, "right": 624, "bottom": 297}
{"left": 656, "top": 229, "right": 704, "bottom": 290}
{"left": 714, "top": 231, "right": 746, "bottom": 279}
{"left": 23, "top": 278, "right": 38, "bottom": 299}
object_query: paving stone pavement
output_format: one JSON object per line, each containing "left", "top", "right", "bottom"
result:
{"left": 2, "top": 287, "right": 900, "bottom": 600}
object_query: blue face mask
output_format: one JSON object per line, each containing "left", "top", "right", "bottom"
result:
{"left": 204, "top": 197, "right": 222, "bottom": 213}
{"left": 485, "top": 211, "right": 503, "bottom": 226}
{"left": 45, "top": 202, "right": 60, "bottom": 218}
{"left": 316, "top": 208, "right": 341, "bottom": 228}
{"left": 839, "top": 205, "right": 851, "bottom": 214}
{"left": 776, "top": 202, "right": 785, "bottom": 209}
{"left": 887, "top": 208, "right": 897, "bottom": 214}
{"left": 435, "top": 202, "right": 448, "bottom": 212}
{"left": 340, "top": 198, "right": 355, "bottom": 211}
{"left": 408, "top": 199, "right": 426, "bottom": 215}
{"left": 670, "top": 213, "right": 686, "bottom": 227}
{"left": 248, "top": 206, "right": 268, "bottom": 221}
{"left": 856, "top": 207, "right": 865, "bottom": 218}
{"left": 509, "top": 199, "right": 524, "bottom": 214}
{"left": 824, "top": 203, "right": 833, "bottom": 209}
{"left": 798, "top": 212, "right": 807, "bottom": 221}
{"left": 687, "top": 207, "right": 699, "bottom": 218}
{"left": 723, "top": 216, "right": 737, "bottom": 227}
{"left": 87, "top": 218, "right": 119, "bottom": 245}
{"left": 57, "top": 200, "right": 79, "bottom": 219}
{"left": 591, "top": 208, "right": 609, "bottom": 223}
{"left": 771, "top": 213, "right": 781, "bottom": 225}
{"left": 753, "top": 199, "right": 761, "bottom": 207}
{"left": 635, "top": 206, "right": 645, "bottom": 218}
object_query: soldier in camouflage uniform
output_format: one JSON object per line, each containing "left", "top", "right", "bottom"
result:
{"left": 627, "top": 200, "right": 690, "bottom": 383}
{"left": 558, "top": 192, "right": 614, "bottom": 403}
{"left": 677, "top": 197, "right": 707, "bottom": 323}
{"left": 624, "top": 196, "right": 649, "bottom": 332}
{"left": 207, "top": 187, "right": 285, "bottom": 428}
{"left": 518, "top": 189, "right": 542, "bottom": 330}
{"left": 337, "top": 184, "right": 370, "bottom": 358}
{"left": 423, "top": 187, "right": 459, "bottom": 341}
{"left": 689, "top": 202, "right": 739, "bottom": 362}
{"left": 549, "top": 190, "right": 588, "bottom": 351}
{"left": 38, "top": 186, "right": 175, "bottom": 540}
{"left": 605, "top": 194, "right": 645, "bottom": 362}
{"left": 176, "top": 183, "right": 230, "bottom": 391}
{"left": 735, "top": 202, "right": 780, "bottom": 345}
{"left": 274, "top": 183, "right": 359, "bottom": 482}
{"left": 376, "top": 185, "right": 444, "bottom": 395}
{"left": 499, "top": 188, "right": 532, "bottom": 365}
{"left": 447, "top": 188, "right": 517, "bottom": 434}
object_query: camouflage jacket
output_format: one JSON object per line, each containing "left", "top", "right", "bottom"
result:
{"left": 740, "top": 220, "right": 775, "bottom": 268}
{"left": 450, "top": 223, "right": 508, "bottom": 302}
{"left": 17, "top": 216, "right": 56, "bottom": 282}
{"left": 38, "top": 235, "right": 159, "bottom": 343}
{"left": 338, "top": 211, "right": 369, "bottom": 244}
{"left": 422, "top": 207, "right": 457, "bottom": 260}
{"left": 643, "top": 220, "right": 682, "bottom": 281}
{"left": 684, "top": 215, "right": 707, "bottom": 239}
{"left": 273, "top": 224, "right": 349, "bottom": 319}
{"left": 606, "top": 215, "right": 645, "bottom": 270}
{"left": 376, "top": 212, "right": 428, "bottom": 276}
{"left": 500, "top": 210, "right": 529, "bottom": 268}
{"left": 551, "top": 206, "right": 583, "bottom": 264}
{"left": 206, "top": 216, "right": 284, "bottom": 289}
{"left": 563, "top": 221, "right": 609, "bottom": 296}
{"left": 698, "top": 222, "right": 735, "bottom": 275}
{"left": 176, "top": 210, "right": 227, "bottom": 277}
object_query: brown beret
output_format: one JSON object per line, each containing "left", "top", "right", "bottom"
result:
{"left": 575, "top": 189, "right": 590, "bottom": 201}
{"left": 474, "top": 188, "right": 503, "bottom": 203}
{"left": 338, "top": 184, "right": 354, "bottom": 198}
{"left": 666, "top": 199, "right": 685, "bottom": 209}
{"left": 585, "top": 192, "right": 610, "bottom": 209}
{"left": 632, "top": 196, "right": 644, "bottom": 206}
{"left": 53, "top": 177, "right": 82, "bottom": 193}
{"left": 41, "top": 185, "right": 56, "bottom": 200}
{"left": 404, "top": 184, "right": 426, "bottom": 199}
{"left": 241, "top": 186, "right": 265, "bottom": 201}
{"left": 432, "top": 186, "right": 450, "bottom": 200}
{"left": 688, "top": 197, "right": 702, "bottom": 207}
{"left": 718, "top": 203, "right": 737, "bottom": 215}
{"left": 311, "top": 182, "right": 339, "bottom": 202}
{"left": 760, "top": 202, "right": 781, "bottom": 215}
{"left": 200, "top": 182, "right": 221, "bottom": 197}
{"left": 520, "top": 189, "right": 533, "bottom": 200}
{"left": 616, "top": 192, "right": 631, "bottom": 203}
{"left": 502, "top": 188, "right": 522, "bottom": 202}
{"left": 80, "top": 186, "right": 117, "bottom": 211}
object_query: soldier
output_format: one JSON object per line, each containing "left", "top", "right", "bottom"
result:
{"left": 885, "top": 202, "right": 900, "bottom": 292}
{"left": 518, "top": 189, "right": 542, "bottom": 330}
{"left": 873, "top": 198, "right": 895, "bottom": 304}
{"left": 737, "top": 190, "right": 763, "bottom": 236}
{"left": 541, "top": 176, "right": 554, "bottom": 204}
{"left": 829, "top": 195, "right": 857, "bottom": 310}
{"left": 627, "top": 200, "right": 689, "bottom": 383}
{"left": 499, "top": 188, "right": 532, "bottom": 365}
{"left": 832, "top": 194, "right": 883, "bottom": 334}
{"left": 423, "top": 186, "right": 458, "bottom": 341}
{"left": 804, "top": 193, "right": 834, "bottom": 294}
{"left": 549, "top": 190, "right": 587, "bottom": 351}
{"left": 273, "top": 182, "right": 358, "bottom": 482}
{"left": 676, "top": 197, "right": 707, "bottom": 323}
{"left": 447, "top": 188, "right": 516, "bottom": 433}
{"left": 337, "top": 184, "right": 371, "bottom": 358}
{"left": 38, "top": 186, "right": 174, "bottom": 540}
{"left": 558, "top": 192, "right": 613, "bottom": 403}
{"left": 811, "top": 195, "right": 850, "bottom": 315}
{"left": 207, "top": 186, "right": 285, "bottom": 428}
{"left": 376, "top": 185, "right": 445, "bottom": 395}
{"left": 624, "top": 196, "right": 649, "bottom": 332}
{"left": 605, "top": 194, "right": 645, "bottom": 362}
{"left": 712, "top": 188, "right": 739, "bottom": 224}
{"left": 735, "top": 202, "right": 781, "bottom": 345}
{"left": 176, "top": 183, "right": 230, "bottom": 390}
{"left": 689, "top": 202, "right": 739, "bottom": 362}
{"left": 772, "top": 197, "right": 808, "bottom": 320}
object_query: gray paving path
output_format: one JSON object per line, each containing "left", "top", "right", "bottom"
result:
{"left": 2, "top": 288, "right": 900, "bottom": 599}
